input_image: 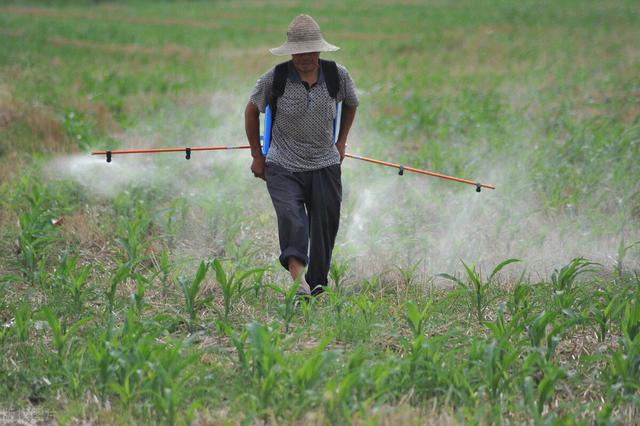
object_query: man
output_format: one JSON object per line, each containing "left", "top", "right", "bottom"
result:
{"left": 244, "top": 14, "right": 358, "bottom": 297}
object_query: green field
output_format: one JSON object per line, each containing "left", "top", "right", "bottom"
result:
{"left": 1, "top": 0, "right": 639, "bottom": 424}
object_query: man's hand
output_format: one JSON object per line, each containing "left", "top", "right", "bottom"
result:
{"left": 245, "top": 102, "right": 266, "bottom": 180}
{"left": 251, "top": 155, "right": 266, "bottom": 180}
{"left": 336, "top": 140, "right": 347, "bottom": 164}
{"left": 336, "top": 105, "right": 356, "bottom": 164}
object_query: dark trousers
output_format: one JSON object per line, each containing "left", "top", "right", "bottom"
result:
{"left": 265, "top": 163, "right": 342, "bottom": 289}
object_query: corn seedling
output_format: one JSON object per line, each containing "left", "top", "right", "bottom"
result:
{"left": 246, "top": 322, "right": 287, "bottom": 414}
{"left": 591, "top": 285, "right": 624, "bottom": 343}
{"left": 177, "top": 260, "right": 208, "bottom": 330}
{"left": 439, "top": 258, "right": 520, "bottom": 324}
{"left": 116, "top": 201, "right": 152, "bottom": 265}
{"left": 42, "top": 308, "right": 91, "bottom": 359}
{"left": 551, "top": 257, "right": 596, "bottom": 317}
{"left": 472, "top": 321, "right": 521, "bottom": 406}
{"left": 269, "top": 279, "right": 302, "bottom": 333}
{"left": 291, "top": 336, "right": 337, "bottom": 416}
{"left": 396, "top": 259, "right": 422, "bottom": 301}
{"left": 157, "top": 249, "right": 171, "bottom": 295}
{"left": 10, "top": 178, "right": 68, "bottom": 278}
{"left": 14, "top": 302, "right": 31, "bottom": 344}
{"left": 353, "top": 293, "right": 381, "bottom": 326}
{"left": 161, "top": 196, "right": 188, "bottom": 250}
{"left": 522, "top": 359, "right": 566, "bottom": 423}
{"left": 107, "top": 262, "right": 134, "bottom": 312}
{"left": 506, "top": 273, "right": 531, "bottom": 327}
{"left": 55, "top": 255, "right": 93, "bottom": 312}
{"left": 606, "top": 291, "right": 640, "bottom": 394}
{"left": 329, "top": 257, "right": 351, "bottom": 293}
{"left": 211, "top": 258, "right": 265, "bottom": 321}
{"left": 405, "top": 300, "right": 433, "bottom": 338}
{"left": 525, "top": 310, "right": 567, "bottom": 362}
{"left": 131, "top": 272, "right": 148, "bottom": 313}
{"left": 616, "top": 238, "right": 640, "bottom": 279}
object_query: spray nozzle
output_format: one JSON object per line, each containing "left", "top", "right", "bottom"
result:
{"left": 185, "top": 148, "right": 191, "bottom": 160}
{"left": 106, "top": 151, "right": 112, "bottom": 163}
{"left": 398, "top": 165, "right": 404, "bottom": 176}
{"left": 475, "top": 182, "right": 481, "bottom": 192}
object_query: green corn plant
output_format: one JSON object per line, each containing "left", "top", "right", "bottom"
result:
{"left": 147, "top": 338, "right": 201, "bottom": 425}
{"left": 116, "top": 202, "right": 152, "bottom": 265}
{"left": 158, "top": 249, "right": 171, "bottom": 294}
{"left": 403, "top": 332, "right": 455, "bottom": 401}
{"left": 526, "top": 310, "right": 563, "bottom": 361}
{"left": 606, "top": 292, "right": 640, "bottom": 394}
{"left": 14, "top": 302, "right": 31, "bottom": 344}
{"left": 591, "top": 285, "right": 624, "bottom": 343}
{"left": 615, "top": 238, "right": 640, "bottom": 279}
{"left": 506, "top": 272, "right": 531, "bottom": 327}
{"left": 480, "top": 308, "right": 524, "bottom": 406}
{"left": 405, "top": 300, "right": 433, "bottom": 338}
{"left": 13, "top": 180, "right": 62, "bottom": 278}
{"left": 41, "top": 308, "right": 91, "bottom": 358}
{"left": 269, "top": 279, "right": 302, "bottom": 333}
{"left": 361, "top": 274, "right": 382, "bottom": 294}
{"left": 550, "top": 257, "right": 596, "bottom": 317}
{"left": 439, "top": 258, "right": 520, "bottom": 324}
{"left": 353, "top": 293, "right": 381, "bottom": 326}
{"left": 219, "top": 321, "right": 249, "bottom": 371}
{"left": 396, "top": 259, "right": 422, "bottom": 301}
{"left": 485, "top": 304, "right": 526, "bottom": 342}
{"left": 323, "top": 354, "right": 363, "bottom": 423}
{"left": 177, "top": 261, "right": 208, "bottom": 330}
{"left": 245, "top": 322, "right": 287, "bottom": 414}
{"left": 621, "top": 292, "right": 640, "bottom": 342}
{"left": 162, "top": 196, "right": 188, "bottom": 250}
{"left": 329, "top": 257, "right": 351, "bottom": 293}
{"left": 522, "top": 357, "right": 566, "bottom": 424}
{"left": 291, "top": 336, "right": 337, "bottom": 417}
{"left": 55, "top": 255, "right": 93, "bottom": 312}
{"left": 87, "top": 318, "right": 116, "bottom": 401}
{"left": 32, "top": 257, "right": 49, "bottom": 288}
{"left": 107, "top": 262, "right": 133, "bottom": 312}
{"left": 211, "top": 259, "right": 265, "bottom": 322}
{"left": 132, "top": 272, "right": 148, "bottom": 313}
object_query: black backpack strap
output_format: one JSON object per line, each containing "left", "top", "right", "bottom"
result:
{"left": 320, "top": 59, "right": 340, "bottom": 99}
{"left": 268, "top": 61, "right": 290, "bottom": 120}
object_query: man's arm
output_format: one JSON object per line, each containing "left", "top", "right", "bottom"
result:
{"left": 244, "top": 102, "right": 266, "bottom": 180}
{"left": 336, "top": 104, "right": 357, "bottom": 163}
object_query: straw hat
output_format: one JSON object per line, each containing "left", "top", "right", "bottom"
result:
{"left": 270, "top": 14, "right": 340, "bottom": 56}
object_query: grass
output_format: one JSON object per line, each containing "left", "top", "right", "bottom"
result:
{"left": 1, "top": 0, "right": 640, "bottom": 424}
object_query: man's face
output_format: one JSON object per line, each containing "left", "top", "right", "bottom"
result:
{"left": 292, "top": 52, "right": 320, "bottom": 73}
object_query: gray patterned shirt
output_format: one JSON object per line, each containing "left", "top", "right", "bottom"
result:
{"left": 249, "top": 62, "right": 359, "bottom": 172}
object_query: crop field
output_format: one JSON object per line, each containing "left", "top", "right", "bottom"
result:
{"left": 1, "top": 0, "right": 640, "bottom": 424}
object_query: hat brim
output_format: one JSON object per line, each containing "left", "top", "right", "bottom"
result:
{"left": 270, "top": 39, "right": 340, "bottom": 56}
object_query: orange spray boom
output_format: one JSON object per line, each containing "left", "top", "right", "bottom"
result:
{"left": 92, "top": 145, "right": 495, "bottom": 192}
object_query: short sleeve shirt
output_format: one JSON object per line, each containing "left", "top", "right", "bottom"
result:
{"left": 249, "top": 62, "right": 359, "bottom": 172}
